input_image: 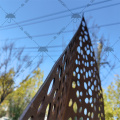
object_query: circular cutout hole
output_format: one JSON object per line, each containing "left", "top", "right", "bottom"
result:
{"left": 72, "top": 81, "right": 76, "bottom": 88}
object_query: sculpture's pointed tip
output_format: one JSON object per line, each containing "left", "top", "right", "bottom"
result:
{"left": 82, "top": 13, "right": 85, "bottom": 21}
{"left": 82, "top": 13, "right": 84, "bottom": 17}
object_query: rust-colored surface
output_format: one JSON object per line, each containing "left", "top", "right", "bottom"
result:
{"left": 19, "top": 17, "right": 105, "bottom": 120}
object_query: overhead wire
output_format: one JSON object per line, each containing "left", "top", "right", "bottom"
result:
{"left": 1, "top": 21, "right": 120, "bottom": 41}
{"left": 0, "top": 1, "right": 118, "bottom": 31}
{"left": 1, "top": 3, "right": 119, "bottom": 31}
{"left": 0, "top": 0, "right": 112, "bottom": 29}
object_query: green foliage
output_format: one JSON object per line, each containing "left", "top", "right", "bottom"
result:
{"left": 0, "top": 108, "right": 6, "bottom": 118}
{"left": 103, "top": 75, "right": 120, "bottom": 120}
{"left": 0, "top": 69, "right": 15, "bottom": 104}
{"left": 9, "top": 99, "right": 24, "bottom": 120}
{"left": 1, "top": 68, "right": 44, "bottom": 120}
{"left": 0, "top": 42, "right": 42, "bottom": 105}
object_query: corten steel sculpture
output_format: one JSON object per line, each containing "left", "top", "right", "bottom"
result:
{"left": 20, "top": 16, "right": 105, "bottom": 120}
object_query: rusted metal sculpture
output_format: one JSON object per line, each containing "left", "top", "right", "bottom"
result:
{"left": 20, "top": 16, "right": 105, "bottom": 120}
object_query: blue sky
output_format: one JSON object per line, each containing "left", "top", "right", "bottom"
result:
{"left": 0, "top": 0, "right": 120, "bottom": 90}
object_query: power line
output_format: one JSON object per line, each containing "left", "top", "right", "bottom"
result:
{"left": 21, "top": 55, "right": 60, "bottom": 57}
{"left": 21, "top": 50, "right": 63, "bottom": 52}
{"left": 0, "top": 0, "right": 112, "bottom": 29}
{"left": 1, "top": 21, "right": 120, "bottom": 41}
{"left": 12, "top": 42, "right": 102, "bottom": 50}
{"left": 14, "top": 45, "right": 64, "bottom": 49}
{"left": 11, "top": 43, "right": 102, "bottom": 50}
{"left": 1, "top": 3, "right": 119, "bottom": 31}
{"left": 89, "top": 22, "right": 120, "bottom": 29}
{"left": 1, "top": 2, "right": 118, "bottom": 31}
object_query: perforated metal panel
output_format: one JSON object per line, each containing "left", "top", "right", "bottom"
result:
{"left": 20, "top": 17, "right": 105, "bottom": 120}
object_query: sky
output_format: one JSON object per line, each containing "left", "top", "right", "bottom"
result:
{"left": 0, "top": 0, "right": 120, "bottom": 90}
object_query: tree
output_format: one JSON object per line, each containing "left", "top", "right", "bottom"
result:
{"left": 85, "top": 16, "right": 117, "bottom": 74}
{"left": 3, "top": 68, "right": 44, "bottom": 120}
{"left": 0, "top": 68, "right": 15, "bottom": 105}
{"left": 0, "top": 109, "right": 6, "bottom": 118}
{"left": 0, "top": 42, "right": 43, "bottom": 105}
{"left": 89, "top": 22, "right": 110, "bottom": 72}
{"left": 103, "top": 75, "right": 120, "bottom": 120}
